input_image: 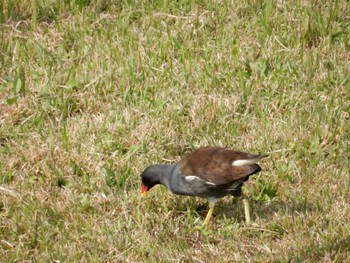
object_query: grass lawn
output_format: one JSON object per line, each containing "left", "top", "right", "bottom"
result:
{"left": 1, "top": 0, "right": 349, "bottom": 261}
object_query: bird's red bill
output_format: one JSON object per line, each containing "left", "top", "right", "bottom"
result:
{"left": 141, "top": 184, "right": 148, "bottom": 193}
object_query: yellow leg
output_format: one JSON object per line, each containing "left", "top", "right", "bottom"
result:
{"left": 242, "top": 198, "right": 250, "bottom": 225}
{"left": 203, "top": 202, "right": 215, "bottom": 225}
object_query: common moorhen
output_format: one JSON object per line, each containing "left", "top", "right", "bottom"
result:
{"left": 141, "top": 147, "right": 268, "bottom": 225}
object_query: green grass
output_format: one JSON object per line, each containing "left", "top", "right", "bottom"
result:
{"left": 1, "top": 0, "right": 350, "bottom": 261}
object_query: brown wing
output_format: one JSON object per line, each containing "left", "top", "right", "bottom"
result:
{"left": 178, "top": 147, "right": 266, "bottom": 185}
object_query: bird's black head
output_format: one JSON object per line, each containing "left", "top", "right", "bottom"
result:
{"left": 140, "top": 165, "right": 163, "bottom": 194}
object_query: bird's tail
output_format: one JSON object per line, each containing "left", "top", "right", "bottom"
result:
{"left": 232, "top": 154, "right": 268, "bottom": 167}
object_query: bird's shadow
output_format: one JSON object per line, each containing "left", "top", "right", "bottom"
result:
{"left": 176, "top": 196, "right": 313, "bottom": 223}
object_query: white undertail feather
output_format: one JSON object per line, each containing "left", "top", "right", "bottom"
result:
{"left": 232, "top": 158, "right": 261, "bottom": 166}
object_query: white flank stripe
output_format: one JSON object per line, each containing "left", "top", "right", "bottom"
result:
{"left": 184, "top": 176, "right": 198, "bottom": 182}
{"left": 232, "top": 158, "right": 260, "bottom": 166}
{"left": 184, "top": 176, "right": 216, "bottom": 185}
